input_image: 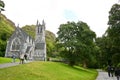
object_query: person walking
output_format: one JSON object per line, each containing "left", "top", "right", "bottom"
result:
{"left": 12, "top": 54, "right": 16, "bottom": 63}
{"left": 107, "top": 65, "right": 111, "bottom": 77}
{"left": 24, "top": 54, "right": 27, "bottom": 60}
{"left": 111, "top": 66, "right": 115, "bottom": 77}
{"left": 19, "top": 54, "right": 24, "bottom": 64}
{"left": 24, "top": 54, "right": 27, "bottom": 63}
{"left": 115, "top": 67, "right": 120, "bottom": 80}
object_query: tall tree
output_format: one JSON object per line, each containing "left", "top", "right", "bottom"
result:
{"left": 57, "top": 21, "right": 96, "bottom": 67}
{"left": 106, "top": 4, "right": 120, "bottom": 66}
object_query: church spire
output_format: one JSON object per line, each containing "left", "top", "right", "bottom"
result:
{"left": 42, "top": 19, "right": 45, "bottom": 30}
{"left": 17, "top": 24, "right": 19, "bottom": 27}
{"left": 36, "top": 20, "right": 39, "bottom": 26}
{"left": 42, "top": 19, "right": 45, "bottom": 26}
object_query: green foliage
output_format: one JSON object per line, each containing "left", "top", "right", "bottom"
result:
{"left": 96, "top": 4, "right": 120, "bottom": 68}
{"left": 0, "top": 14, "right": 15, "bottom": 57}
{"left": 0, "top": 0, "right": 5, "bottom": 8}
{"left": 57, "top": 21, "right": 96, "bottom": 67}
{"left": 46, "top": 30, "right": 56, "bottom": 57}
{"left": 95, "top": 37, "right": 111, "bottom": 67}
{"left": 108, "top": 4, "right": 120, "bottom": 25}
{"left": 0, "top": 57, "right": 13, "bottom": 64}
{"left": 106, "top": 3, "right": 120, "bottom": 66}
{"left": 22, "top": 25, "right": 35, "bottom": 39}
{"left": 0, "top": 62, "right": 97, "bottom": 80}
{"left": 0, "top": 0, "right": 5, "bottom": 14}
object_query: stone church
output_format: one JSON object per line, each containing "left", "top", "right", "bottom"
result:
{"left": 5, "top": 20, "right": 46, "bottom": 61}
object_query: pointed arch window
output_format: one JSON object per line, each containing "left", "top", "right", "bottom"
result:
{"left": 11, "top": 38, "right": 21, "bottom": 51}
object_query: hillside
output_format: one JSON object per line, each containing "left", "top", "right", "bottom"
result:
{"left": 0, "top": 14, "right": 15, "bottom": 56}
{"left": 0, "top": 62, "right": 97, "bottom": 80}
{"left": 22, "top": 25, "right": 56, "bottom": 40}
{"left": 0, "top": 14, "right": 15, "bottom": 39}
{"left": 22, "top": 25, "right": 35, "bottom": 39}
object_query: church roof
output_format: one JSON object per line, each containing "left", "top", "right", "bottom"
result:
{"left": 8, "top": 26, "right": 34, "bottom": 43}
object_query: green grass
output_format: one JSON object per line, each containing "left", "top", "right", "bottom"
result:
{"left": 0, "top": 57, "right": 13, "bottom": 64}
{"left": 0, "top": 57, "right": 19, "bottom": 64}
{"left": 0, "top": 61, "right": 98, "bottom": 80}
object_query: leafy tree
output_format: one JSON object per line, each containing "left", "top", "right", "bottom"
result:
{"left": 95, "top": 36, "right": 112, "bottom": 67}
{"left": 57, "top": 21, "right": 96, "bottom": 67}
{"left": 0, "top": 0, "right": 5, "bottom": 8}
{"left": 45, "top": 30, "right": 56, "bottom": 57}
{"left": 0, "top": 14, "right": 15, "bottom": 57}
{"left": 106, "top": 4, "right": 120, "bottom": 66}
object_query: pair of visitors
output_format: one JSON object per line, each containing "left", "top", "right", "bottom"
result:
{"left": 19, "top": 54, "right": 27, "bottom": 64}
{"left": 107, "top": 65, "right": 115, "bottom": 77}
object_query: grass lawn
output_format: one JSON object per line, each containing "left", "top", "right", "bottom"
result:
{"left": 0, "top": 57, "right": 19, "bottom": 64}
{"left": 0, "top": 61, "right": 98, "bottom": 80}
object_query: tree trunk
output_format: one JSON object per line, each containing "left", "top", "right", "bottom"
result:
{"left": 69, "top": 60, "right": 75, "bottom": 66}
{"left": 83, "top": 61, "right": 87, "bottom": 68}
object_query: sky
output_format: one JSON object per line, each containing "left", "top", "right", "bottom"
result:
{"left": 2, "top": 0, "right": 119, "bottom": 37}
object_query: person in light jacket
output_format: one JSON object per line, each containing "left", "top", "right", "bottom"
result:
{"left": 19, "top": 54, "right": 24, "bottom": 64}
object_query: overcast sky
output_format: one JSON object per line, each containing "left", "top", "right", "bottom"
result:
{"left": 2, "top": 0, "right": 119, "bottom": 37}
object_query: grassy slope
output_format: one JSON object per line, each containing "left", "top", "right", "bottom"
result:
{"left": 0, "top": 62, "right": 97, "bottom": 80}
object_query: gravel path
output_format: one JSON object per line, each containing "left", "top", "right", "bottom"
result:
{"left": 96, "top": 69, "right": 117, "bottom": 80}
{"left": 0, "top": 61, "right": 31, "bottom": 69}
{"left": 0, "top": 62, "right": 19, "bottom": 68}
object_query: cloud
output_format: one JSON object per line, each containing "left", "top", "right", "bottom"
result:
{"left": 3, "top": 0, "right": 118, "bottom": 37}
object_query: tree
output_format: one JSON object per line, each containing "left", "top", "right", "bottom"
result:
{"left": 95, "top": 36, "right": 112, "bottom": 67}
{"left": 57, "top": 21, "right": 96, "bottom": 67}
{"left": 0, "top": 0, "right": 5, "bottom": 20}
{"left": 45, "top": 30, "right": 56, "bottom": 57}
{"left": 106, "top": 4, "right": 120, "bottom": 66}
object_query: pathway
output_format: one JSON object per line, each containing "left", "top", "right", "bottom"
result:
{"left": 0, "top": 61, "right": 31, "bottom": 69}
{"left": 0, "top": 62, "right": 19, "bottom": 68}
{"left": 96, "top": 69, "right": 117, "bottom": 80}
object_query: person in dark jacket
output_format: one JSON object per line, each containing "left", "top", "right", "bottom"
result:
{"left": 111, "top": 66, "right": 115, "bottom": 77}
{"left": 115, "top": 67, "right": 120, "bottom": 80}
{"left": 107, "top": 65, "right": 111, "bottom": 77}
{"left": 24, "top": 54, "right": 27, "bottom": 61}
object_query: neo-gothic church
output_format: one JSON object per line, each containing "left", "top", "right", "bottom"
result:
{"left": 5, "top": 20, "right": 46, "bottom": 61}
